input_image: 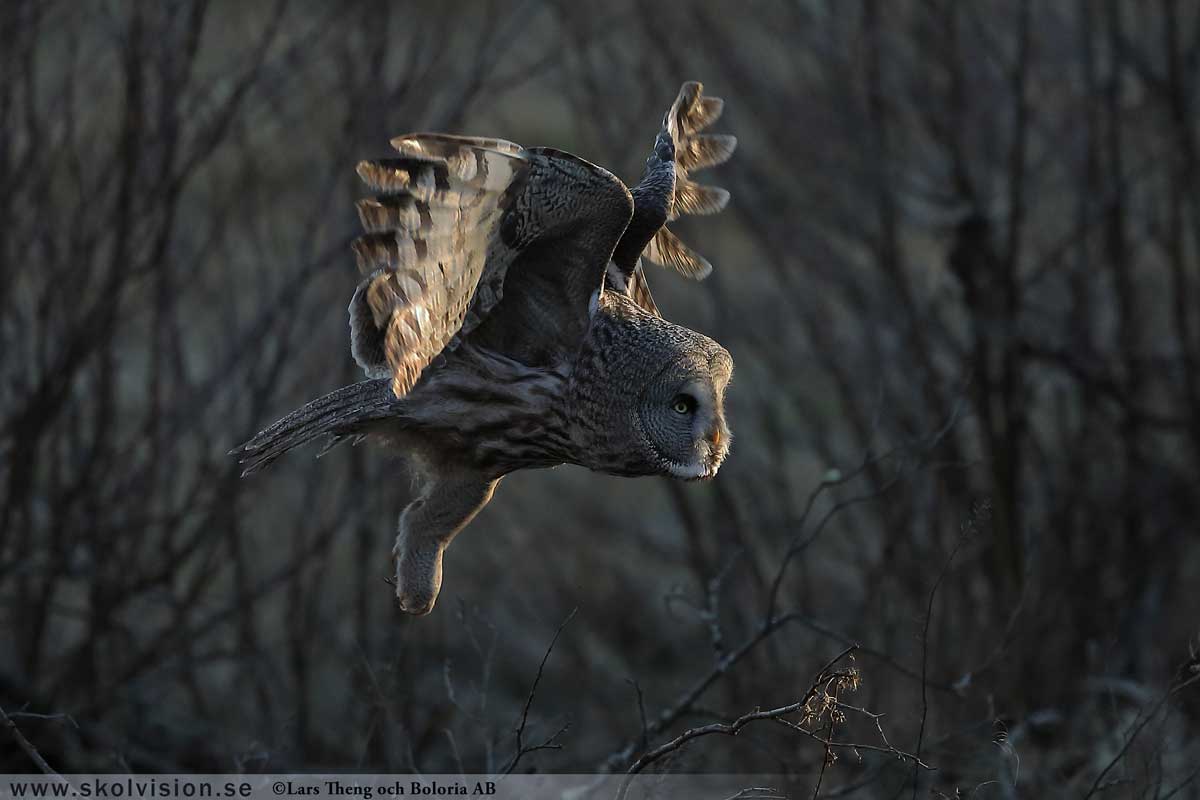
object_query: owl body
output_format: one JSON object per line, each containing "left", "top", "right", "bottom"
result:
{"left": 235, "top": 82, "right": 737, "bottom": 615}
{"left": 364, "top": 289, "right": 731, "bottom": 481}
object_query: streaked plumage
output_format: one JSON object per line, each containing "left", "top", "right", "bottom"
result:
{"left": 233, "top": 82, "right": 737, "bottom": 615}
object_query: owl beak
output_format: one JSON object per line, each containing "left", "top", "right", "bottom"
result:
{"left": 706, "top": 421, "right": 731, "bottom": 470}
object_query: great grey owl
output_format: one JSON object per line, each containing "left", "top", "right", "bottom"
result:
{"left": 233, "top": 82, "right": 736, "bottom": 615}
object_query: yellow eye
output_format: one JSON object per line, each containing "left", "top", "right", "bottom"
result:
{"left": 672, "top": 395, "right": 695, "bottom": 414}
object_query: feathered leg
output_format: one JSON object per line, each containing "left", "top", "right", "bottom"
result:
{"left": 393, "top": 472, "right": 498, "bottom": 615}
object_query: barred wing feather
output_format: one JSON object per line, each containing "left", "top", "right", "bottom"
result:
{"left": 642, "top": 82, "right": 737, "bottom": 282}
{"left": 349, "top": 134, "right": 633, "bottom": 397}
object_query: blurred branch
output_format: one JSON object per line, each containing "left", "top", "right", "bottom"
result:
{"left": 0, "top": 703, "right": 65, "bottom": 781}
{"left": 1082, "top": 670, "right": 1200, "bottom": 799}
{"left": 766, "top": 394, "right": 967, "bottom": 622}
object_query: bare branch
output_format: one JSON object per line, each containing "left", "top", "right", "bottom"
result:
{"left": 503, "top": 607, "right": 578, "bottom": 775}
{"left": 1082, "top": 671, "right": 1200, "bottom": 799}
{"left": 615, "top": 647, "right": 859, "bottom": 799}
{"left": 912, "top": 500, "right": 989, "bottom": 798}
{"left": 0, "top": 703, "right": 67, "bottom": 782}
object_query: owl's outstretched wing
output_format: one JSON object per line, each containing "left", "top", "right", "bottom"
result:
{"left": 609, "top": 82, "right": 736, "bottom": 316}
{"left": 349, "top": 134, "right": 633, "bottom": 397}
{"left": 645, "top": 81, "right": 736, "bottom": 280}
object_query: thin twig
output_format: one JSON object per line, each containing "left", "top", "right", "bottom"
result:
{"left": 810, "top": 677, "right": 839, "bottom": 800}
{"left": 765, "top": 399, "right": 964, "bottom": 621}
{"left": 626, "top": 678, "right": 650, "bottom": 752}
{"left": 615, "top": 647, "right": 858, "bottom": 800}
{"left": 772, "top": 717, "right": 932, "bottom": 769}
{"left": 912, "top": 501, "right": 987, "bottom": 798}
{"left": 1082, "top": 671, "right": 1200, "bottom": 799}
{"left": 503, "top": 606, "right": 577, "bottom": 774}
{"left": 8, "top": 710, "right": 80, "bottom": 730}
{"left": 1159, "top": 760, "right": 1200, "bottom": 800}
{"left": 0, "top": 704, "right": 67, "bottom": 781}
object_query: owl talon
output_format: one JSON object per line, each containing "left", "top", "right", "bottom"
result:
{"left": 392, "top": 538, "right": 443, "bottom": 616}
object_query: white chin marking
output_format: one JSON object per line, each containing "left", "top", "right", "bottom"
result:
{"left": 667, "top": 460, "right": 711, "bottom": 480}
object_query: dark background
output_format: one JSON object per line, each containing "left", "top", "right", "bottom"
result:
{"left": 2, "top": 0, "right": 1199, "bottom": 796}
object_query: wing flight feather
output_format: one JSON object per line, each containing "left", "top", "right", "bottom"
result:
{"left": 348, "top": 135, "right": 633, "bottom": 396}
{"left": 641, "top": 82, "right": 737, "bottom": 281}
{"left": 348, "top": 142, "right": 527, "bottom": 397}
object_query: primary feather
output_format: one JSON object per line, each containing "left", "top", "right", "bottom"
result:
{"left": 640, "top": 81, "right": 737, "bottom": 281}
{"left": 349, "top": 136, "right": 635, "bottom": 398}
{"left": 349, "top": 143, "right": 526, "bottom": 397}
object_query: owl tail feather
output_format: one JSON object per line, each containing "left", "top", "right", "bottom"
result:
{"left": 230, "top": 379, "right": 395, "bottom": 476}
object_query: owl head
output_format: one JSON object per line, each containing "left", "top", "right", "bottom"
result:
{"left": 568, "top": 292, "right": 733, "bottom": 479}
